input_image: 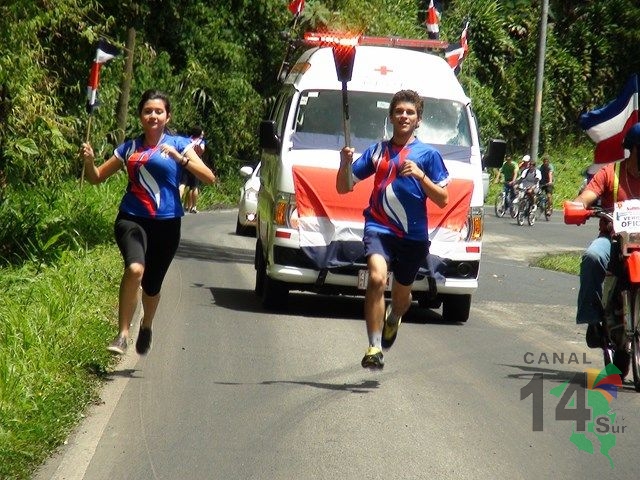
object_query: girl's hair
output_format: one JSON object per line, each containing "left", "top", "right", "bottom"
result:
{"left": 389, "top": 89, "right": 423, "bottom": 119}
{"left": 188, "top": 125, "right": 204, "bottom": 137}
{"left": 137, "top": 89, "right": 172, "bottom": 116}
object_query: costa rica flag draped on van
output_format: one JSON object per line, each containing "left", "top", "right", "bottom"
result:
{"left": 293, "top": 165, "right": 473, "bottom": 269}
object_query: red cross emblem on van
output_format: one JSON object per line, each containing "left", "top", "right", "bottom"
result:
{"left": 375, "top": 65, "right": 393, "bottom": 75}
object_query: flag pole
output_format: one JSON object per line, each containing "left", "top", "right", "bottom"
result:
{"left": 80, "top": 116, "right": 93, "bottom": 186}
{"left": 81, "top": 38, "right": 120, "bottom": 187}
{"left": 277, "top": 14, "right": 300, "bottom": 81}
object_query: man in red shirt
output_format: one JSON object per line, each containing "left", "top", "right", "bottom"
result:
{"left": 573, "top": 122, "right": 640, "bottom": 347}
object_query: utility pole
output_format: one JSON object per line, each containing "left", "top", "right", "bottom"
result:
{"left": 530, "top": 0, "right": 549, "bottom": 161}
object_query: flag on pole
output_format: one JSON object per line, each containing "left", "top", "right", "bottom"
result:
{"left": 445, "top": 21, "right": 469, "bottom": 75}
{"left": 86, "top": 38, "right": 120, "bottom": 114}
{"left": 425, "top": 0, "right": 440, "bottom": 40}
{"left": 579, "top": 74, "right": 639, "bottom": 164}
{"left": 288, "top": 0, "right": 305, "bottom": 16}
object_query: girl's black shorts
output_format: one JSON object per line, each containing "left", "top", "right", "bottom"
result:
{"left": 114, "top": 212, "right": 181, "bottom": 296}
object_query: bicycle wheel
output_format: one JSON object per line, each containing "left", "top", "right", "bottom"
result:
{"left": 516, "top": 205, "right": 525, "bottom": 225}
{"left": 528, "top": 205, "right": 536, "bottom": 225}
{"left": 545, "top": 196, "right": 553, "bottom": 220}
{"left": 536, "top": 198, "right": 544, "bottom": 220}
{"left": 632, "top": 289, "right": 640, "bottom": 391}
{"left": 494, "top": 192, "right": 506, "bottom": 217}
{"left": 510, "top": 202, "right": 518, "bottom": 218}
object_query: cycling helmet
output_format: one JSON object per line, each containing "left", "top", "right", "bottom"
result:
{"left": 522, "top": 154, "right": 531, "bottom": 162}
{"left": 623, "top": 122, "right": 640, "bottom": 150}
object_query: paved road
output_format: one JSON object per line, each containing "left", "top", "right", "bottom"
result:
{"left": 36, "top": 208, "right": 640, "bottom": 479}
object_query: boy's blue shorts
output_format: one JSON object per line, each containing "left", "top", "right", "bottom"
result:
{"left": 363, "top": 231, "right": 429, "bottom": 286}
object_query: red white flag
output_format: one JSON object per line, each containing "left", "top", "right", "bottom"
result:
{"left": 425, "top": 0, "right": 440, "bottom": 40}
{"left": 288, "top": 0, "right": 305, "bottom": 16}
{"left": 86, "top": 38, "right": 119, "bottom": 114}
{"left": 445, "top": 21, "right": 469, "bottom": 75}
{"left": 292, "top": 165, "right": 473, "bottom": 269}
{"left": 580, "top": 74, "right": 639, "bottom": 164}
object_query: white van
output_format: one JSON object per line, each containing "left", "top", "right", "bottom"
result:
{"left": 255, "top": 37, "right": 497, "bottom": 322}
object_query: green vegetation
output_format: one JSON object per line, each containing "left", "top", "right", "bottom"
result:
{"left": 532, "top": 251, "right": 581, "bottom": 275}
{"left": 1, "top": 0, "right": 639, "bottom": 477}
{"left": 0, "top": 247, "right": 120, "bottom": 479}
{"left": 0, "top": 178, "right": 236, "bottom": 480}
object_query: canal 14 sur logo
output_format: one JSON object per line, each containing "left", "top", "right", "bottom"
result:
{"left": 520, "top": 352, "right": 627, "bottom": 469}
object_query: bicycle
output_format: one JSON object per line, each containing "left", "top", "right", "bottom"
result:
{"left": 494, "top": 185, "right": 517, "bottom": 218}
{"left": 515, "top": 186, "right": 536, "bottom": 226}
{"left": 536, "top": 188, "right": 553, "bottom": 221}
{"left": 565, "top": 200, "right": 640, "bottom": 388}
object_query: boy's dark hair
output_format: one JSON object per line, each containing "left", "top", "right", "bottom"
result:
{"left": 389, "top": 90, "right": 423, "bottom": 119}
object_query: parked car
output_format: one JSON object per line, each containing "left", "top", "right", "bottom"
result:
{"left": 482, "top": 169, "right": 490, "bottom": 201}
{"left": 236, "top": 162, "right": 260, "bottom": 236}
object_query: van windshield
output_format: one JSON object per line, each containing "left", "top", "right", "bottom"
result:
{"left": 291, "top": 90, "right": 472, "bottom": 158}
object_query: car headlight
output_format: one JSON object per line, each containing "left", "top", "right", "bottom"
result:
{"left": 245, "top": 188, "right": 258, "bottom": 202}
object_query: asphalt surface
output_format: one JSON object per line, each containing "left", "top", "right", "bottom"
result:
{"left": 35, "top": 207, "right": 640, "bottom": 479}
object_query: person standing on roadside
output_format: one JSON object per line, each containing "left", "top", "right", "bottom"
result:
{"left": 180, "top": 125, "right": 206, "bottom": 213}
{"left": 81, "top": 89, "right": 215, "bottom": 355}
{"left": 336, "top": 89, "right": 449, "bottom": 370}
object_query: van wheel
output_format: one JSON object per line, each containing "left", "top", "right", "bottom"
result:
{"left": 254, "top": 240, "right": 289, "bottom": 310}
{"left": 442, "top": 294, "right": 471, "bottom": 323}
{"left": 254, "top": 241, "right": 265, "bottom": 296}
{"left": 262, "top": 275, "right": 289, "bottom": 311}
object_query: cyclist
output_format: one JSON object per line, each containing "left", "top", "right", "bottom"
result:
{"left": 517, "top": 158, "right": 541, "bottom": 209}
{"left": 539, "top": 155, "right": 554, "bottom": 211}
{"left": 499, "top": 155, "right": 518, "bottom": 209}
{"left": 518, "top": 154, "right": 531, "bottom": 174}
{"left": 572, "top": 122, "right": 640, "bottom": 347}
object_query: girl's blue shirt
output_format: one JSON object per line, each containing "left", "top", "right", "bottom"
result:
{"left": 114, "top": 133, "right": 191, "bottom": 219}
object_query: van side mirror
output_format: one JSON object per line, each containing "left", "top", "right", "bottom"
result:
{"left": 483, "top": 139, "right": 506, "bottom": 169}
{"left": 259, "top": 120, "right": 281, "bottom": 153}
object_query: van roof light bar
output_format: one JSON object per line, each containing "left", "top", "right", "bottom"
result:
{"left": 360, "top": 36, "right": 448, "bottom": 51}
{"left": 303, "top": 32, "right": 360, "bottom": 47}
{"left": 303, "top": 31, "right": 448, "bottom": 51}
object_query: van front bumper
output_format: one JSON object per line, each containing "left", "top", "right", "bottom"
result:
{"left": 269, "top": 244, "right": 479, "bottom": 295}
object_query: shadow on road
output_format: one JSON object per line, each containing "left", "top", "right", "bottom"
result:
{"left": 206, "top": 285, "right": 455, "bottom": 325}
{"left": 215, "top": 378, "right": 380, "bottom": 394}
{"left": 176, "top": 239, "right": 254, "bottom": 265}
{"left": 502, "top": 363, "right": 640, "bottom": 394}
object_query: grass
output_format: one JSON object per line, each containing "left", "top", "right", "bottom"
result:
{"left": 532, "top": 251, "right": 581, "bottom": 275}
{"left": 0, "top": 174, "right": 238, "bottom": 479}
{"left": 0, "top": 246, "right": 121, "bottom": 480}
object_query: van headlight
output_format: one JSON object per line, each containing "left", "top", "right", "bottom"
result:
{"left": 465, "top": 207, "right": 484, "bottom": 241}
{"left": 274, "top": 192, "right": 299, "bottom": 228}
